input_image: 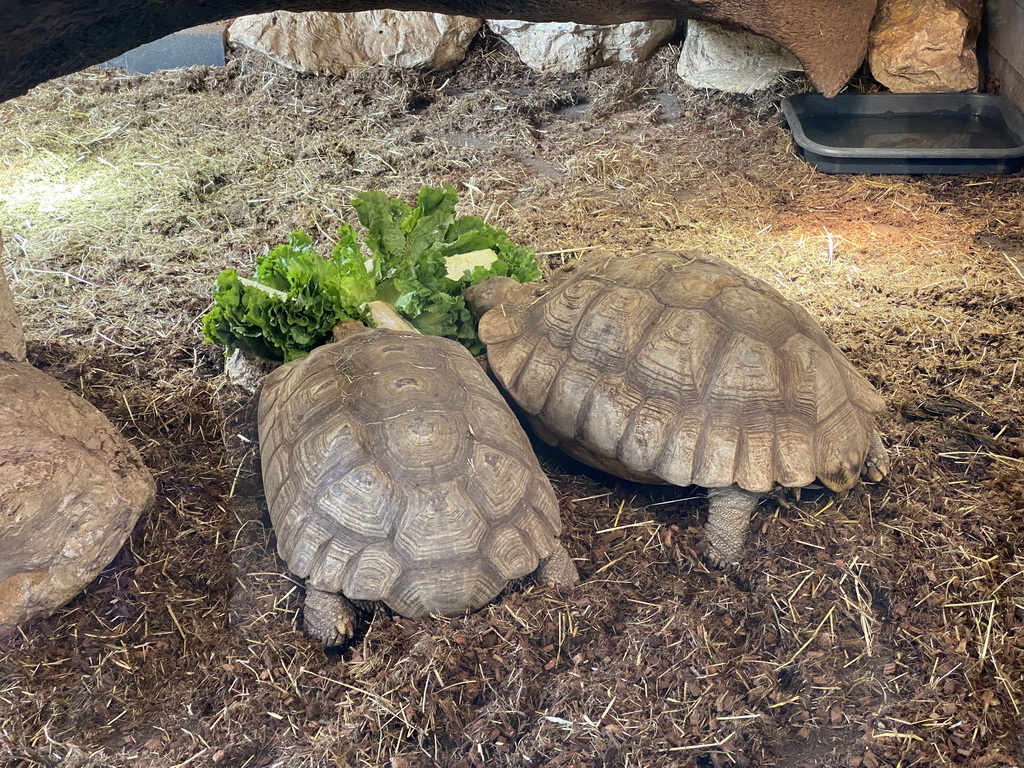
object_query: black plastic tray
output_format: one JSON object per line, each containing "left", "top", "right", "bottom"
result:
{"left": 782, "top": 93, "right": 1024, "bottom": 174}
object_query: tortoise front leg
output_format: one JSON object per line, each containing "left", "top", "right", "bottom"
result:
{"left": 704, "top": 485, "right": 763, "bottom": 567}
{"left": 303, "top": 585, "right": 358, "bottom": 648}
{"left": 535, "top": 543, "right": 580, "bottom": 587}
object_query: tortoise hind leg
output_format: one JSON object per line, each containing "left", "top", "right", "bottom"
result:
{"left": 535, "top": 543, "right": 580, "bottom": 587}
{"left": 303, "top": 585, "right": 358, "bottom": 648}
{"left": 704, "top": 485, "right": 763, "bottom": 567}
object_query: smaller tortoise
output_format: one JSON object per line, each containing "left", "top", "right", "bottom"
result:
{"left": 465, "top": 250, "right": 889, "bottom": 566}
{"left": 258, "top": 304, "right": 578, "bottom": 646}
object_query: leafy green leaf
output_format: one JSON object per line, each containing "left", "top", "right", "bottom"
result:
{"left": 202, "top": 232, "right": 370, "bottom": 361}
{"left": 202, "top": 185, "right": 542, "bottom": 361}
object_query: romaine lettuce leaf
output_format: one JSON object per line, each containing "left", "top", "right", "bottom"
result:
{"left": 202, "top": 231, "right": 371, "bottom": 361}
{"left": 203, "top": 185, "right": 541, "bottom": 360}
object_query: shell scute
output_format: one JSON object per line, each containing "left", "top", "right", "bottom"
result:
{"left": 813, "top": 401, "right": 872, "bottom": 491}
{"left": 465, "top": 445, "right": 538, "bottom": 523}
{"left": 568, "top": 285, "right": 663, "bottom": 373}
{"left": 616, "top": 395, "right": 681, "bottom": 475}
{"left": 580, "top": 374, "right": 646, "bottom": 458}
{"left": 317, "top": 465, "right": 399, "bottom": 541}
{"left": 777, "top": 333, "right": 852, "bottom": 424}
{"left": 539, "top": 277, "right": 605, "bottom": 348}
{"left": 509, "top": 335, "right": 564, "bottom": 415}
{"left": 627, "top": 308, "right": 729, "bottom": 401}
{"left": 711, "top": 285, "right": 801, "bottom": 348}
{"left": 704, "top": 332, "right": 785, "bottom": 413}
{"left": 477, "top": 304, "right": 526, "bottom": 346}
{"left": 387, "top": 562, "right": 502, "bottom": 618}
{"left": 392, "top": 486, "right": 488, "bottom": 563}
{"left": 374, "top": 411, "right": 471, "bottom": 484}
{"left": 485, "top": 524, "right": 541, "bottom": 580}
{"left": 648, "top": 257, "right": 738, "bottom": 305}
{"left": 341, "top": 542, "right": 404, "bottom": 602}
{"left": 537, "top": 357, "right": 601, "bottom": 441}
{"left": 691, "top": 408, "right": 743, "bottom": 487}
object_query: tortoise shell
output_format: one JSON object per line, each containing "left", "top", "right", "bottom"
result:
{"left": 470, "top": 250, "right": 886, "bottom": 494}
{"left": 257, "top": 329, "right": 564, "bottom": 618}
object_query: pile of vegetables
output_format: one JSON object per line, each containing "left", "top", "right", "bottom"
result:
{"left": 202, "top": 185, "right": 541, "bottom": 361}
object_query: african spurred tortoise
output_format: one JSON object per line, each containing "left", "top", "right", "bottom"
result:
{"left": 257, "top": 304, "right": 578, "bottom": 646}
{"left": 465, "top": 250, "right": 889, "bottom": 565}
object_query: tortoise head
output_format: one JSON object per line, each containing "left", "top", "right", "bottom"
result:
{"left": 331, "top": 301, "right": 419, "bottom": 343}
{"left": 464, "top": 277, "right": 544, "bottom": 319}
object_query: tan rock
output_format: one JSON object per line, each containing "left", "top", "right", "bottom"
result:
{"left": 869, "top": 0, "right": 981, "bottom": 92}
{"left": 0, "top": 362, "right": 155, "bottom": 634}
{"left": 228, "top": 10, "right": 482, "bottom": 76}
{"left": 0, "top": 234, "right": 26, "bottom": 363}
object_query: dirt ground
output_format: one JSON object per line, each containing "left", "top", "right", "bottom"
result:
{"left": 1, "top": 32, "right": 1022, "bottom": 768}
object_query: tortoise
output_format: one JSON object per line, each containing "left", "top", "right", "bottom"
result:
{"left": 464, "top": 250, "right": 889, "bottom": 566}
{"left": 257, "top": 303, "right": 578, "bottom": 646}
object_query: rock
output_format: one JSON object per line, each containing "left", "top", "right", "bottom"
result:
{"left": 485, "top": 20, "right": 678, "bottom": 74}
{"left": 224, "top": 347, "right": 279, "bottom": 395}
{"left": 228, "top": 10, "right": 482, "bottom": 75}
{"left": 676, "top": 20, "right": 803, "bottom": 93}
{"left": 218, "top": 348, "right": 280, "bottom": 503}
{"left": 0, "top": 362, "right": 155, "bottom": 634}
{"left": 869, "top": 0, "right": 981, "bottom": 93}
{"left": 0, "top": 239, "right": 25, "bottom": 363}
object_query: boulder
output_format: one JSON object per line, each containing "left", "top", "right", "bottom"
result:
{"left": 869, "top": 0, "right": 981, "bottom": 93}
{"left": 677, "top": 20, "right": 803, "bottom": 93}
{"left": 0, "top": 244, "right": 25, "bottom": 363}
{"left": 0, "top": 362, "right": 155, "bottom": 634}
{"left": 228, "top": 10, "right": 482, "bottom": 75}
{"left": 486, "top": 20, "right": 678, "bottom": 74}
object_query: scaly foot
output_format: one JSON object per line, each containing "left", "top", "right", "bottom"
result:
{"left": 535, "top": 543, "right": 580, "bottom": 587}
{"left": 303, "top": 586, "right": 358, "bottom": 647}
{"left": 704, "top": 485, "right": 763, "bottom": 568}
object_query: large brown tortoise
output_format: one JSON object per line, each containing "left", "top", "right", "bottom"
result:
{"left": 464, "top": 250, "right": 889, "bottom": 566}
{"left": 257, "top": 304, "right": 578, "bottom": 647}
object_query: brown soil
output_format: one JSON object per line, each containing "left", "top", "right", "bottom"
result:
{"left": 1, "top": 34, "right": 1022, "bottom": 768}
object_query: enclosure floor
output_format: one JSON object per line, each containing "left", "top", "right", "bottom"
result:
{"left": 1, "top": 36, "right": 1022, "bottom": 768}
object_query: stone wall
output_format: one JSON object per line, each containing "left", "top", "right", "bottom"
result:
{"left": 228, "top": 8, "right": 990, "bottom": 96}
{"left": 985, "top": 0, "right": 1024, "bottom": 109}
{"left": 226, "top": 14, "right": 819, "bottom": 93}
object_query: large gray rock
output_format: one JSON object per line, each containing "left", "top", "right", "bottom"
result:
{"left": 0, "top": 362, "right": 155, "bottom": 634}
{"left": 0, "top": 235, "right": 25, "bottom": 363}
{"left": 868, "top": 0, "right": 981, "bottom": 93}
{"left": 486, "top": 20, "right": 678, "bottom": 74}
{"left": 228, "top": 10, "right": 482, "bottom": 75}
{"left": 677, "top": 20, "right": 803, "bottom": 93}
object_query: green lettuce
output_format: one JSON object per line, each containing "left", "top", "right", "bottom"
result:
{"left": 201, "top": 230, "right": 373, "bottom": 361}
{"left": 202, "top": 185, "right": 541, "bottom": 360}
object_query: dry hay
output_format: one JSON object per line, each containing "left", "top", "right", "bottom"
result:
{"left": 0, "top": 33, "right": 1022, "bottom": 768}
